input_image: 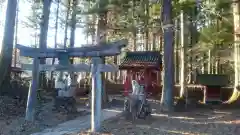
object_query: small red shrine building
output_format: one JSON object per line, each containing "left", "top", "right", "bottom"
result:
{"left": 119, "top": 51, "right": 162, "bottom": 96}
{"left": 195, "top": 74, "right": 229, "bottom": 104}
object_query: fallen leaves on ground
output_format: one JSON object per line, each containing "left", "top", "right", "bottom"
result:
{"left": 78, "top": 109, "right": 240, "bottom": 135}
{"left": 0, "top": 96, "right": 88, "bottom": 135}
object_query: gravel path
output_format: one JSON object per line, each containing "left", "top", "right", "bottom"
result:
{"left": 78, "top": 109, "right": 240, "bottom": 135}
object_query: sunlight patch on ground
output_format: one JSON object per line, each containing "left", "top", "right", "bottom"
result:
{"left": 134, "top": 125, "right": 205, "bottom": 135}
{"left": 207, "top": 115, "right": 225, "bottom": 120}
{"left": 180, "top": 119, "right": 240, "bottom": 125}
{"left": 213, "top": 110, "right": 232, "bottom": 115}
{"left": 78, "top": 97, "right": 89, "bottom": 100}
{"left": 215, "top": 120, "right": 240, "bottom": 124}
{"left": 151, "top": 113, "right": 195, "bottom": 120}
{"left": 103, "top": 109, "right": 122, "bottom": 113}
{"left": 143, "top": 127, "right": 207, "bottom": 135}
{"left": 170, "top": 116, "right": 195, "bottom": 120}
{"left": 165, "top": 130, "right": 208, "bottom": 135}
{"left": 180, "top": 121, "right": 209, "bottom": 125}
{"left": 147, "top": 99, "right": 161, "bottom": 103}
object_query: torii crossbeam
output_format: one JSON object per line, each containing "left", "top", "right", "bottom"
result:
{"left": 16, "top": 39, "right": 126, "bottom": 58}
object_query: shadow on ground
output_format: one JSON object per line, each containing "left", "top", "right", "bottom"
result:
{"left": 79, "top": 96, "right": 240, "bottom": 135}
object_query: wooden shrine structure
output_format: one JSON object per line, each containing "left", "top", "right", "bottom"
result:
{"left": 16, "top": 39, "right": 127, "bottom": 132}
{"left": 119, "top": 51, "right": 162, "bottom": 96}
{"left": 195, "top": 74, "right": 228, "bottom": 104}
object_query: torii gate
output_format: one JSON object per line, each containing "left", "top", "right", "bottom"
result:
{"left": 16, "top": 39, "right": 127, "bottom": 131}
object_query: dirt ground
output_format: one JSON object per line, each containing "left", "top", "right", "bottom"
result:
{"left": 1, "top": 95, "right": 239, "bottom": 135}
{"left": 0, "top": 96, "right": 89, "bottom": 135}
{"left": 78, "top": 108, "right": 240, "bottom": 135}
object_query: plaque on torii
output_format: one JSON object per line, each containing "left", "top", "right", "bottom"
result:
{"left": 16, "top": 39, "right": 127, "bottom": 131}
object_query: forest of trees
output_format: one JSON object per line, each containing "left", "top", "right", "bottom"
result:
{"left": 0, "top": 0, "right": 240, "bottom": 110}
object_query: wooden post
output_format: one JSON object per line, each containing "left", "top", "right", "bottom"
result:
{"left": 91, "top": 57, "right": 102, "bottom": 132}
{"left": 25, "top": 57, "right": 40, "bottom": 121}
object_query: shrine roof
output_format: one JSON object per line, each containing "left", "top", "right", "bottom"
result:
{"left": 119, "top": 51, "right": 162, "bottom": 70}
{"left": 196, "top": 74, "right": 229, "bottom": 86}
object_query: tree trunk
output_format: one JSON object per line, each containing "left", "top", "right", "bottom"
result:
{"left": 226, "top": 0, "right": 240, "bottom": 103}
{"left": 34, "top": 26, "right": 38, "bottom": 47}
{"left": 58, "top": 0, "right": 71, "bottom": 81}
{"left": 69, "top": 0, "right": 77, "bottom": 83}
{"left": 160, "top": 0, "right": 174, "bottom": 111}
{"left": 174, "top": 16, "right": 179, "bottom": 84}
{"left": 70, "top": 0, "right": 77, "bottom": 56}
{"left": 39, "top": 0, "right": 51, "bottom": 57}
{"left": 159, "top": 32, "right": 163, "bottom": 51}
{"left": 14, "top": 1, "right": 19, "bottom": 67}
{"left": 152, "top": 33, "right": 156, "bottom": 51}
{"left": 63, "top": 0, "right": 71, "bottom": 48}
{"left": 39, "top": 0, "right": 52, "bottom": 89}
{"left": 50, "top": 0, "right": 60, "bottom": 81}
{"left": 144, "top": 0, "right": 149, "bottom": 51}
{"left": 189, "top": 5, "right": 198, "bottom": 83}
{"left": 179, "top": 10, "right": 186, "bottom": 98}
{"left": 208, "top": 50, "right": 211, "bottom": 74}
{"left": 0, "top": 0, "right": 17, "bottom": 90}
{"left": 96, "top": 4, "right": 108, "bottom": 108}
{"left": 201, "top": 58, "right": 205, "bottom": 74}
{"left": 132, "top": 0, "right": 137, "bottom": 51}
{"left": 215, "top": 57, "right": 219, "bottom": 74}
{"left": 133, "top": 32, "right": 137, "bottom": 51}
{"left": 113, "top": 56, "right": 117, "bottom": 83}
